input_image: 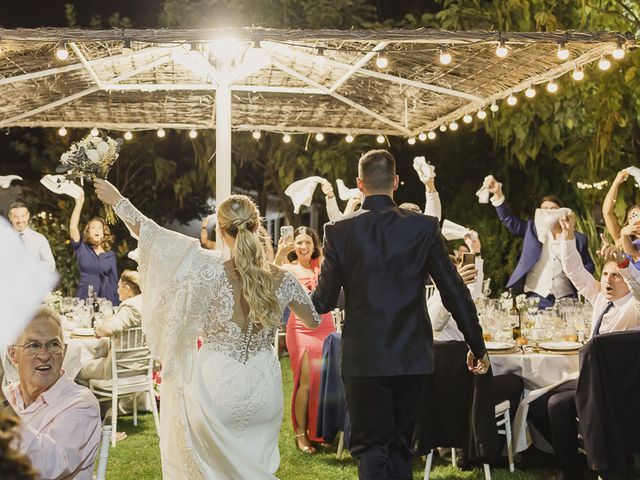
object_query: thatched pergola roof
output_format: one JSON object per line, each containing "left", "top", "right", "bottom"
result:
{"left": 0, "top": 27, "right": 634, "bottom": 138}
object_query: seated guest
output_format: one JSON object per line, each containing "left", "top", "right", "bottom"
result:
{"left": 528, "top": 213, "right": 640, "bottom": 480}
{"left": 78, "top": 270, "right": 143, "bottom": 382}
{"left": 4, "top": 307, "right": 101, "bottom": 479}
{"left": 0, "top": 408, "right": 39, "bottom": 480}
{"left": 485, "top": 177, "right": 594, "bottom": 308}
{"left": 7, "top": 202, "right": 55, "bottom": 271}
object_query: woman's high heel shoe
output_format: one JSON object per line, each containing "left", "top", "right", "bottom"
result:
{"left": 294, "top": 432, "right": 316, "bottom": 454}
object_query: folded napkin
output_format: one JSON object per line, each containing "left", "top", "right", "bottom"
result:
{"left": 0, "top": 218, "right": 58, "bottom": 351}
{"left": 0, "top": 175, "right": 22, "bottom": 189}
{"left": 534, "top": 207, "right": 572, "bottom": 243}
{"left": 442, "top": 219, "right": 477, "bottom": 241}
{"left": 476, "top": 175, "right": 501, "bottom": 204}
{"left": 336, "top": 179, "right": 359, "bottom": 201}
{"left": 413, "top": 156, "right": 435, "bottom": 182}
{"left": 40, "top": 174, "right": 84, "bottom": 199}
{"left": 284, "top": 176, "right": 325, "bottom": 214}
{"left": 625, "top": 166, "right": 640, "bottom": 187}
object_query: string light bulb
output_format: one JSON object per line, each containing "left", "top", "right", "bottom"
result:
{"left": 438, "top": 46, "right": 452, "bottom": 65}
{"left": 598, "top": 56, "right": 611, "bottom": 70}
{"left": 418, "top": 132, "right": 427, "bottom": 141}
{"left": 490, "top": 103, "right": 499, "bottom": 112}
{"left": 55, "top": 43, "right": 69, "bottom": 61}
{"left": 572, "top": 68, "right": 585, "bottom": 81}
{"left": 314, "top": 47, "right": 326, "bottom": 66}
{"left": 557, "top": 42, "right": 570, "bottom": 60}
{"left": 283, "top": 133, "right": 292, "bottom": 143}
{"left": 58, "top": 127, "right": 67, "bottom": 136}
{"left": 507, "top": 94, "right": 517, "bottom": 106}
{"left": 612, "top": 42, "right": 625, "bottom": 60}
{"left": 407, "top": 137, "right": 416, "bottom": 145}
{"left": 315, "top": 132, "right": 324, "bottom": 142}
{"left": 427, "top": 131, "right": 437, "bottom": 140}
{"left": 252, "top": 130, "right": 261, "bottom": 140}
{"left": 477, "top": 110, "right": 487, "bottom": 120}
{"left": 463, "top": 114, "right": 473, "bottom": 124}
{"left": 546, "top": 81, "right": 558, "bottom": 93}
{"left": 124, "top": 131, "right": 133, "bottom": 141}
{"left": 525, "top": 86, "right": 536, "bottom": 98}
{"left": 496, "top": 40, "right": 508, "bottom": 58}
{"left": 375, "top": 52, "right": 389, "bottom": 69}
{"left": 122, "top": 39, "right": 132, "bottom": 56}
{"left": 376, "top": 134, "right": 385, "bottom": 144}
{"left": 439, "top": 124, "right": 448, "bottom": 132}
{"left": 449, "top": 121, "right": 459, "bottom": 131}
{"left": 189, "top": 129, "right": 198, "bottom": 139}
{"left": 157, "top": 128, "right": 166, "bottom": 138}
{"left": 90, "top": 127, "right": 99, "bottom": 137}
{"left": 345, "top": 134, "right": 354, "bottom": 143}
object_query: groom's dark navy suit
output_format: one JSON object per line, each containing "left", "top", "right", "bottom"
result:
{"left": 312, "top": 194, "right": 486, "bottom": 480}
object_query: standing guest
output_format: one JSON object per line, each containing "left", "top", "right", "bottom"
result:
{"left": 69, "top": 190, "right": 119, "bottom": 305}
{"left": 312, "top": 149, "right": 488, "bottom": 479}
{"left": 7, "top": 202, "right": 55, "bottom": 271}
{"left": 485, "top": 177, "right": 594, "bottom": 308}
{"left": 528, "top": 215, "right": 640, "bottom": 480}
{"left": 3, "top": 307, "right": 101, "bottom": 480}
{"left": 274, "top": 226, "right": 336, "bottom": 453}
{"left": 78, "top": 270, "right": 143, "bottom": 382}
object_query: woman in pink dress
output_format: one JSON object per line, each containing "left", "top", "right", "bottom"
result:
{"left": 275, "top": 226, "right": 336, "bottom": 454}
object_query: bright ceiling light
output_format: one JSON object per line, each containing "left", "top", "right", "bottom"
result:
{"left": 283, "top": 133, "right": 292, "bottom": 143}
{"left": 612, "top": 43, "right": 625, "bottom": 60}
{"left": 598, "top": 57, "right": 611, "bottom": 70}
{"left": 449, "top": 121, "right": 459, "bottom": 131}
{"left": 124, "top": 131, "right": 133, "bottom": 141}
{"left": 55, "top": 43, "right": 69, "bottom": 61}
{"left": 572, "top": 69, "right": 585, "bottom": 81}
{"left": 345, "top": 134, "right": 354, "bottom": 143}
{"left": 507, "top": 95, "right": 517, "bottom": 106}
{"left": 496, "top": 40, "right": 508, "bottom": 58}
{"left": 315, "top": 132, "right": 325, "bottom": 142}
{"left": 477, "top": 110, "right": 487, "bottom": 120}
{"left": 439, "top": 124, "right": 448, "bottom": 132}
{"left": 546, "top": 81, "right": 558, "bottom": 93}
{"left": 418, "top": 132, "right": 427, "bottom": 141}
{"left": 463, "top": 114, "right": 473, "bottom": 124}
{"left": 490, "top": 103, "right": 499, "bottom": 112}
{"left": 252, "top": 130, "right": 262, "bottom": 140}
{"left": 58, "top": 127, "right": 67, "bottom": 136}
{"left": 376, "top": 134, "right": 385, "bottom": 144}
{"left": 314, "top": 47, "right": 326, "bottom": 66}
{"left": 525, "top": 86, "right": 536, "bottom": 98}
{"left": 407, "top": 137, "right": 416, "bottom": 145}
{"left": 208, "top": 37, "right": 249, "bottom": 62}
{"left": 375, "top": 52, "right": 389, "bottom": 69}
{"left": 157, "top": 128, "right": 166, "bottom": 138}
{"left": 90, "top": 127, "right": 99, "bottom": 137}
{"left": 189, "top": 129, "right": 198, "bottom": 139}
{"left": 427, "top": 131, "right": 437, "bottom": 140}
{"left": 557, "top": 42, "right": 570, "bottom": 60}
{"left": 438, "top": 47, "right": 452, "bottom": 65}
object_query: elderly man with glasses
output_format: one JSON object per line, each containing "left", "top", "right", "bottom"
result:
{"left": 1, "top": 306, "right": 101, "bottom": 480}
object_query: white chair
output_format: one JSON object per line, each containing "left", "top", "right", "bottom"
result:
{"left": 423, "top": 400, "right": 514, "bottom": 479}
{"left": 89, "top": 327, "right": 160, "bottom": 447}
{"left": 94, "top": 424, "right": 112, "bottom": 480}
{"left": 425, "top": 285, "right": 437, "bottom": 300}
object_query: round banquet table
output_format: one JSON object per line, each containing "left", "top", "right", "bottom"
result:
{"left": 489, "top": 349, "right": 580, "bottom": 390}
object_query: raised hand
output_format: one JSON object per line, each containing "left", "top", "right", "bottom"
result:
{"left": 320, "top": 180, "right": 334, "bottom": 198}
{"left": 613, "top": 169, "right": 630, "bottom": 185}
{"left": 457, "top": 263, "right": 478, "bottom": 285}
{"left": 94, "top": 178, "right": 124, "bottom": 206}
{"left": 559, "top": 212, "right": 576, "bottom": 240}
{"left": 464, "top": 231, "right": 481, "bottom": 254}
{"left": 597, "top": 233, "right": 625, "bottom": 264}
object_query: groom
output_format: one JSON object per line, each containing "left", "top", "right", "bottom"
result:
{"left": 312, "top": 149, "right": 489, "bottom": 480}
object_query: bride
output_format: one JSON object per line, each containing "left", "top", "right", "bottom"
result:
{"left": 94, "top": 179, "right": 320, "bottom": 479}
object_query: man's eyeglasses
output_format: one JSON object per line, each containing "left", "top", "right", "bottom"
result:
{"left": 15, "top": 341, "right": 64, "bottom": 356}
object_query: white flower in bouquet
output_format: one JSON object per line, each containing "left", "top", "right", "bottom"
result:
{"left": 96, "top": 141, "right": 109, "bottom": 155}
{"left": 516, "top": 294, "right": 527, "bottom": 310}
{"left": 86, "top": 149, "right": 100, "bottom": 163}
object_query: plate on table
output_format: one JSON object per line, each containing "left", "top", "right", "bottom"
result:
{"left": 538, "top": 341, "right": 582, "bottom": 351}
{"left": 71, "top": 327, "right": 95, "bottom": 337}
{"left": 485, "top": 341, "right": 514, "bottom": 351}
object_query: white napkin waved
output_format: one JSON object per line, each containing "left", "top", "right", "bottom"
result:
{"left": 534, "top": 207, "right": 572, "bottom": 243}
{"left": 625, "top": 166, "right": 640, "bottom": 187}
{"left": 336, "top": 179, "right": 359, "bottom": 201}
{"left": 476, "top": 175, "right": 501, "bottom": 204}
{"left": 284, "top": 176, "right": 325, "bottom": 214}
{"left": 40, "top": 174, "right": 84, "bottom": 199}
{"left": 442, "top": 219, "right": 477, "bottom": 241}
{"left": 0, "top": 175, "right": 22, "bottom": 188}
{"left": 413, "top": 156, "right": 435, "bottom": 182}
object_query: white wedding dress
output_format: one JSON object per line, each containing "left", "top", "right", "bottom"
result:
{"left": 114, "top": 199, "right": 320, "bottom": 479}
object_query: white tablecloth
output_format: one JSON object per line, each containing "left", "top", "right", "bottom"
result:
{"left": 490, "top": 350, "right": 580, "bottom": 453}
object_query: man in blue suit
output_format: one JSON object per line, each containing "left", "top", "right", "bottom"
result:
{"left": 486, "top": 177, "right": 595, "bottom": 308}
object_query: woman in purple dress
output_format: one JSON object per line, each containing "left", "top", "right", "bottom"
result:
{"left": 69, "top": 190, "right": 119, "bottom": 305}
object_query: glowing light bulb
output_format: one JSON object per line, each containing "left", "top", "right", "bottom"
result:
{"left": 557, "top": 43, "right": 570, "bottom": 60}
{"left": 55, "top": 44, "right": 69, "bottom": 61}
{"left": 477, "top": 110, "right": 487, "bottom": 120}
{"left": 463, "top": 114, "right": 473, "bottom": 124}
{"left": 252, "top": 130, "right": 261, "bottom": 140}
{"left": 189, "top": 129, "right": 198, "bottom": 139}
{"left": 407, "top": 137, "right": 416, "bottom": 145}
{"left": 58, "top": 127, "right": 67, "bottom": 136}
{"left": 418, "top": 132, "right": 427, "bottom": 141}
{"left": 124, "top": 131, "right": 133, "bottom": 141}
{"left": 546, "top": 81, "right": 558, "bottom": 93}
{"left": 314, "top": 48, "right": 326, "bottom": 67}
{"left": 507, "top": 95, "right": 517, "bottom": 106}
{"left": 490, "top": 103, "right": 499, "bottom": 112}
{"left": 449, "top": 121, "right": 459, "bottom": 131}
{"left": 157, "top": 128, "right": 166, "bottom": 138}
{"left": 438, "top": 47, "right": 452, "bottom": 65}
{"left": 572, "top": 69, "right": 584, "bottom": 81}
{"left": 375, "top": 53, "right": 389, "bottom": 69}
{"left": 345, "top": 134, "right": 354, "bottom": 143}
{"left": 376, "top": 134, "right": 385, "bottom": 144}
{"left": 496, "top": 40, "right": 508, "bottom": 58}
{"left": 612, "top": 44, "right": 625, "bottom": 60}
{"left": 315, "top": 132, "right": 324, "bottom": 142}
{"left": 90, "top": 127, "right": 99, "bottom": 137}
{"left": 283, "top": 134, "right": 292, "bottom": 143}
{"left": 427, "top": 131, "right": 437, "bottom": 140}
{"left": 598, "top": 57, "right": 611, "bottom": 70}
{"left": 525, "top": 87, "right": 536, "bottom": 98}
{"left": 439, "top": 124, "right": 447, "bottom": 132}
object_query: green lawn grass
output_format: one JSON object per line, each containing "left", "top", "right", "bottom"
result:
{"left": 106, "top": 358, "right": 629, "bottom": 479}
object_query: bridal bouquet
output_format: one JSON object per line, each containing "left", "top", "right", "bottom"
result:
{"left": 56, "top": 133, "right": 123, "bottom": 223}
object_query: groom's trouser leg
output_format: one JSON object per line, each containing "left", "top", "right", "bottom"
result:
{"left": 344, "top": 375, "right": 428, "bottom": 480}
